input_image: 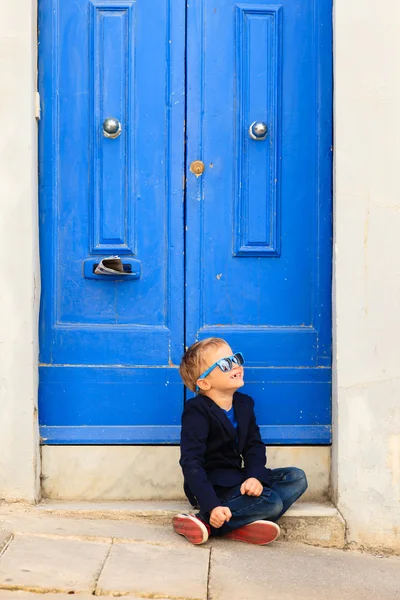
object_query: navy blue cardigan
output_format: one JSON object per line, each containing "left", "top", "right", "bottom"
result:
{"left": 179, "top": 391, "right": 271, "bottom": 514}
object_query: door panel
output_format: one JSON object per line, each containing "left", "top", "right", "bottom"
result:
{"left": 186, "top": 0, "right": 332, "bottom": 443}
{"left": 38, "top": 0, "right": 185, "bottom": 443}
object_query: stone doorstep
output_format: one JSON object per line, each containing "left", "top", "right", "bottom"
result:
{"left": 31, "top": 500, "right": 346, "bottom": 549}
{"left": 0, "top": 501, "right": 345, "bottom": 550}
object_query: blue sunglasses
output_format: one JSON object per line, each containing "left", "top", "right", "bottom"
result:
{"left": 196, "top": 352, "right": 245, "bottom": 392}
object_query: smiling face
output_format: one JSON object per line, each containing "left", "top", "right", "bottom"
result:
{"left": 196, "top": 342, "right": 245, "bottom": 394}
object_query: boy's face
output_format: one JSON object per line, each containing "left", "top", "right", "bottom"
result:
{"left": 197, "top": 342, "right": 244, "bottom": 394}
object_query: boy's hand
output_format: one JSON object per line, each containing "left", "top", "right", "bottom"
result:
{"left": 209, "top": 506, "right": 232, "bottom": 528}
{"left": 240, "top": 477, "right": 263, "bottom": 497}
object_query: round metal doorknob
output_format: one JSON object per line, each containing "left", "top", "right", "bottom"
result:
{"left": 249, "top": 121, "right": 268, "bottom": 140}
{"left": 103, "top": 117, "right": 122, "bottom": 139}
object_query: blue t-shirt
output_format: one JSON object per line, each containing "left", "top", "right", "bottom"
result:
{"left": 224, "top": 405, "right": 238, "bottom": 431}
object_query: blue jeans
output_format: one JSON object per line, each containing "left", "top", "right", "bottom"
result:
{"left": 199, "top": 467, "right": 308, "bottom": 536}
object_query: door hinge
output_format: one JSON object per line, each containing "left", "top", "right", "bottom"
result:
{"left": 35, "top": 91, "right": 41, "bottom": 121}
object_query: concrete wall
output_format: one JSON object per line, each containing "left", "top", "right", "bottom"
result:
{"left": 41, "top": 446, "right": 331, "bottom": 502}
{"left": 333, "top": 0, "right": 400, "bottom": 553}
{"left": 0, "top": 1, "right": 40, "bottom": 502}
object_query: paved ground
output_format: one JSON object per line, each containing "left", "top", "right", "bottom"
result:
{"left": 0, "top": 507, "right": 399, "bottom": 600}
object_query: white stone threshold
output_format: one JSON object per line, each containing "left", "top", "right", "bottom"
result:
{"left": 0, "top": 500, "right": 345, "bottom": 550}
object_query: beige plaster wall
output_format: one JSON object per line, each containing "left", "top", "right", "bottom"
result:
{"left": 0, "top": 1, "right": 40, "bottom": 502}
{"left": 333, "top": 0, "right": 400, "bottom": 553}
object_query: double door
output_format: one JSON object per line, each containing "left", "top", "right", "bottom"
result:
{"left": 39, "top": 0, "right": 332, "bottom": 444}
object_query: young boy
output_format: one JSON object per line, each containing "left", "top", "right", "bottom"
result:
{"left": 173, "top": 338, "right": 308, "bottom": 545}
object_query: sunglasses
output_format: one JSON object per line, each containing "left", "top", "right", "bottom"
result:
{"left": 196, "top": 352, "right": 245, "bottom": 392}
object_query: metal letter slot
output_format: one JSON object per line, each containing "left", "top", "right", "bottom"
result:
{"left": 83, "top": 258, "right": 141, "bottom": 280}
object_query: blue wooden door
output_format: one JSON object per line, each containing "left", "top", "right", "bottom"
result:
{"left": 38, "top": 0, "right": 186, "bottom": 443}
{"left": 39, "top": 0, "right": 332, "bottom": 445}
{"left": 185, "top": 0, "right": 332, "bottom": 444}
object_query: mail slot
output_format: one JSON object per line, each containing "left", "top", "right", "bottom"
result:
{"left": 83, "top": 258, "right": 141, "bottom": 280}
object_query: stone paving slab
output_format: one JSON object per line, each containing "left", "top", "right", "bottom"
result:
{"left": 97, "top": 540, "right": 210, "bottom": 599}
{"left": 209, "top": 538, "right": 400, "bottom": 600}
{"left": 0, "top": 512, "right": 184, "bottom": 546}
{"left": 0, "top": 535, "right": 110, "bottom": 593}
{"left": 0, "top": 593, "right": 162, "bottom": 600}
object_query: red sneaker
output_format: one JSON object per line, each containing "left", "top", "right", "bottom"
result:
{"left": 173, "top": 514, "right": 210, "bottom": 545}
{"left": 224, "top": 520, "right": 280, "bottom": 545}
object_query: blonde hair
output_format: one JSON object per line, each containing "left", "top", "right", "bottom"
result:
{"left": 179, "top": 338, "right": 228, "bottom": 392}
